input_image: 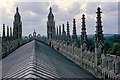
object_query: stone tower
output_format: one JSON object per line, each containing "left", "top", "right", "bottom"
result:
{"left": 81, "top": 14, "right": 87, "bottom": 51}
{"left": 66, "top": 22, "right": 70, "bottom": 45}
{"left": 2, "top": 24, "right": 5, "bottom": 38}
{"left": 47, "top": 7, "right": 55, "bottom": 40}
{"left": 72, "top": 19, "right": 77, "bottom": 47}
{"left": 13, "top": 7, "right": 22, "bottom": 40}
{"left": 95, "top": 7, "right": 104, "bottom": 67}
{"left": 62, "top": 24, "right": 66, "bottom": 41}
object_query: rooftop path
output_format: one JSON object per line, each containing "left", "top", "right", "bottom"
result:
{"left": 1, "top": 40, "right": 96, "bottom": 79}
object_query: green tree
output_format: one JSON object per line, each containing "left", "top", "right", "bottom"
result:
{"left": 104, "top": 41, "right": 113, "bottom": 54}
{"left": 87, "top": 38, "right": 94, "bottom": 51}
{"left": 110, "top": 43, "right": 120, "bottom": 55}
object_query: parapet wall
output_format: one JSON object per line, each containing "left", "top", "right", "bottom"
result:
{"left": 48, "top": 39, "right": 120, "bottom": 79}
{"left": 1, "top": 37, "right": 35, "bottom": 59}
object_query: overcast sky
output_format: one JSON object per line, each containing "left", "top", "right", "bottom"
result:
{"left": 0, "top": 1, "right": 118, "bottom": 36}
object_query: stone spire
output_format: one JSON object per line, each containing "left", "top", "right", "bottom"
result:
{"left": 13, "top": 7, "right": 22, "bottom": 40}
{"left": 10, "top": 27, "right": 12, "bottom": 37}
{"left": 66, "top": 22, "right": 70, "bottom": 45}
{"left": 14, "top": 7, "right": 21, "bottom": 22}
{"left": 7, "top": 26, "right": 9, "bottom": 37}
{"left": 57, "top": 26, "right": 58, "bottom": 36}
{"left": 81, "top": 14, "right": 87, "bottom": 46}
{"left": 59, "top": 25, "right": 61, "bottom": 40}
{"left": 62, "top": 24, "right": 66, "bottom": 41}
{"left": 47, "top": 7, "right": 55, "bottom": 40}
{"left": 95, "top": 7, "right": 104, "bottom": 41}
{"left": 16, "top": 7, "right": 19, "bottom": 13}
{"left": 48, "top": 7, "right": 54, "bottom": 21}
{"left": 50, "top": 7, "right": 52, "bottom": 13}
{"left": 95, "top": 7, "right": 104, "bottom": 66}
{"left": 80, "top": 14, "right": 87, "bottom": 59}
{"left": 72, "top": 19, "right": 77, "bottom": 47}
{"left": 62, "top": 24, "right": 65, "bottom": 34}
{"left": 59, "top": 25, "right": 61, "bottom": 36}
{"left": 2, "top": 24, "right": 5, "bottom": 38}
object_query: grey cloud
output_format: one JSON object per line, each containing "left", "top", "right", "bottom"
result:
{"left": 102, "top": 2, "right": 118, "bottom": 13}
{"left": 2, "top": 9, "right": 13, "bottom": 27}
{"left": 2, "top": 2, "right": 118, "bottom": 36}
{"left": 51, "top": 4, "right": 59, "bottom": 13}
{"left": 86, "top": 2, "right": 118, "bottom": 14}
{"left": 86, "top": 2, "right": 100, "bottom": 14}
{"left": 103, "top": 11, "right": 118, "bottom": 34}
{"left": 68, "top": 3, "right": 82, "bottom": 15}
{"left": 15, "top": 2, "right": 49, "bottom": 15}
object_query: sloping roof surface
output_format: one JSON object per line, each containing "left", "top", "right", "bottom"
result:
{"left": 1, "top": 40, "right": 95, "bottom": 79}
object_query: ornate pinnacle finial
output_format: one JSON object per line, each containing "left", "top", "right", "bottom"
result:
{"left": 72, "top": 18, "right": 77, "bottom": 46}
{"left": 50, "top": 7, "right": 52, "bottom": 13}
{"left": 95, "top": 7, "right": 104, "bottom": 43}
{"left": 96, "top": 7, "right": 102, "bottom": 33}
{"left": 73, "top": 19, "right": 76, "bottom": 28}
{"left": 16, "top": 7, "right": 19, "bottom": 12}
{"left": 73, "top": 19, "right": 75, "bottom": 23}
{"left": 67, "top": 22, "right": 69, "bottom": 26}
{"left": 82, "top": 14, "right": 86, "bottom": 31}
{"left": 81, "top": 14, "right": 87, "bottom": 45}
{"left": 97, "top": 7, "right": 101, "bottom": 11}
{"left": 67, "top": 21, "right": 70, "bottom": 44}
{"left": 96, "top": 7, "right": 102, "bottom": 14}
{"left": 82, "top": 14, "right": 85, "bottom": 22}
{"left": 82, "top": 14, "right": 85, "bottom": 19}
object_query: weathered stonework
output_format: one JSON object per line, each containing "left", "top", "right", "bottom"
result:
{"left": 13, "top": 7, "right": 22, "bottom": 40}
{"left": 1, "top": 6, "right": 120, "bottom": 79}
{"left": 62, "top": 24, "right": 66, "bottom": 41}
{"left": 47, "top": 7, "right": 55, "bottom": 40}
{"left": 46, "top": 7, "right": 120, "bottom": 79}
{"left": 66, "top": 22, "right": 70, "bottom": 45}
{"left": 72, "top": 19, "right": 77, "bottom": 47}
{"left": 95, "top": 7, "right": 104, "bottom": 67}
